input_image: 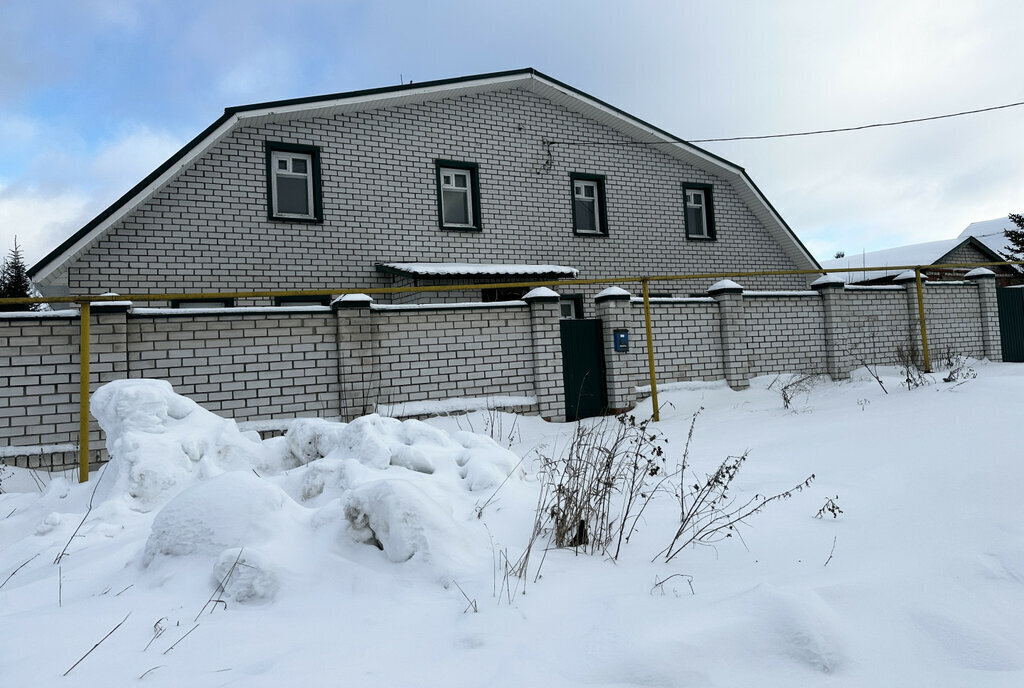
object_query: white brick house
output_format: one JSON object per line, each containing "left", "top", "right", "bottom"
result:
{"left": 29, "top": 69, "right": 819, "bottom": 301}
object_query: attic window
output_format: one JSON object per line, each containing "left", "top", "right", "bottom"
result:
{"left": 570, "top": 173, "right": 608, "bottom": 236}
{"left": 435, "top": 160, "right": 482, "bottom": 230}
{"left": 683, "top": 183, "right": 715, "bottom": 240}
{"left": 266, "top": 142, "right": 322, "bottom": 222}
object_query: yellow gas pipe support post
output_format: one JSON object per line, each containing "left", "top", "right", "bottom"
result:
{"left": 914, "top": 268, "right": 932, "bottom": 372}
{"left": 78, "top": 301, "right": 91, "bottom": 483}
{"left": 641, "top": 279, "right": 660, "bottom": 422}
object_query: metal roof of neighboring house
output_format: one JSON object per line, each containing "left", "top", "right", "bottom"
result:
{"left": 957, "top": 217, "right": 1017, "bottom": 257}
{"left": 376, "top": 263, "right": 579, "bottom": 279}
{"left": 820, "top": 236, "right": 1004, "bottom": 283}
{"left": 29, "top": 68, "right": 820, "bottom": 283}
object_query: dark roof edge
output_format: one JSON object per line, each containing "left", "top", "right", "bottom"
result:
{"left": 30, "top": 67, "right": 790, "bottom": 277}
{"left": 741, "top": 173, "right": 822, "bottom": 270}
{"left": 224, "top": 67, "right": 537, "bottom": 115}
{"left": 29, "top": 111, "right": 235, "bottom": 277}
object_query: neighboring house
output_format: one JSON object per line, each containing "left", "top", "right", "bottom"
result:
{"left": 29, "top": 68, "right": 819, "bottom": 304}
{"left": 958, "top": 217, "right": 1022, "bottom": 264}
{"left": 821, "top": 235, "right": 1015, "bottom": 285}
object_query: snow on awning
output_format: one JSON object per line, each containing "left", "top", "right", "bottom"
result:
{"left": 376, "top": 262, "right": 579, "bottom": 279}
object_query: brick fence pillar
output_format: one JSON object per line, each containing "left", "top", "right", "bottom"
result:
{"left": 333, "top": 294, "right": 377, "bottom": 420}
{"left": 594, "top": 286, "right": 635, "bottom": 411}
{"left": 811, "top": 275, "right": 850, "bottom": 380}
{"left": 524, "top": 288, "right": 566, "bottom": 422}
{"left": 966, "top": 268, "right": 1003, "bottom": 361}
{"left": 894, "top": 270, "right": 926, "bottom": 365}
{"left": 709, "top": 280, "right": 749, "bottom": 390}
{"left": 87, "top": 298, "right": 131, "bottom": 463}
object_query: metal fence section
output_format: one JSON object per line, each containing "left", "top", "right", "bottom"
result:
{"left": 2, "top": 260, "right": 1021, "bottom": 482}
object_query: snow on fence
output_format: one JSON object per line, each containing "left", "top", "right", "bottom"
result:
{"left": 0, "top": 272, "right": 1002, "bottom": 470}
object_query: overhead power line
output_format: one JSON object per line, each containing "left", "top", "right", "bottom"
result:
{"left": 689, "top": 99, "right": 1024, "bottom": 143}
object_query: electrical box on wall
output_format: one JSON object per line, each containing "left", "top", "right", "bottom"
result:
{"left": 613, "top": 328, "right": 629, "bottom": 352}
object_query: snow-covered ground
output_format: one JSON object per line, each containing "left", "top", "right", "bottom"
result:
{"left": 2, "top": 363, "right": 1024, "bottom": 687}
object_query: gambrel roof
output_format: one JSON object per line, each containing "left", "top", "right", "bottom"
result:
{"left": 30, "top": 68, "right": 820, "bottom": 283}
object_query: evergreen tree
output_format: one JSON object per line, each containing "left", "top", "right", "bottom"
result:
{"left": 1001, "top": 213, "right": 1024, "bottom": 264}
{"left": 0, "top": 237, "right": 39, "bottom": 311}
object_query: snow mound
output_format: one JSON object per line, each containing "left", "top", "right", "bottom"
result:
{"left": 284, "top": 414, "right": 518, "bottom": 490}
{"left": 747, "top": 584, "right": 846, "bottom": 674}
{"left": 342, "top": 479, "right": 465, "bottom": 564}
{"left": 212, "top": 547, "right": 280, "bottom": 605}
{"left": 144, "top": 471, "right": 299, "bottom": 562}
{"left": 92, "top": 379, "right": 274, "bottom": 511}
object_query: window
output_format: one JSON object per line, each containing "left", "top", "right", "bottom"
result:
{"left": 570, "top": 173, "right": 607, "bottom": 236}
{"left": 435, "top": 160, "right": 481, "bottom": 230}
{"left": 266, "top": 142, "right": 322, "bottom": 222}
{"left": 683, "top": 183, "right": 715, "bottom": 239}
{"left": 559, "top": 295, "right": 584, "bottom": 319}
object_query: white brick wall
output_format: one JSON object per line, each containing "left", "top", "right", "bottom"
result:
{"left": 62, "top": 88, "right": 808, "bottom": 298}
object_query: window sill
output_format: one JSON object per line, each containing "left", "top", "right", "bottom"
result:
{"left": 440, "top": 225, "right": 482, "bottom": 232}
{"left": 573, "top": 229, "right": 608, "bottom": 237}
{"left": 269, "top": 215, "right": 324, "bottom": 224}
{"left": 685, "top": 234, "right": 716, "bottom": 241}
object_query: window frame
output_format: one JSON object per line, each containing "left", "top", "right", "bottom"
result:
{"left": 559, "top": 295, "right": 585, "bottom": 319}
{"left": 434, "top": 160, "right": 482, "bottom": 231}
{"left": 682, "top": 182, "right": 716, "bottom": 240}
{"left": 570, "top": 172, "right": 608, "bottom": 237}
{"left": 265, "top": 141, "right": 323, "bottom": 223}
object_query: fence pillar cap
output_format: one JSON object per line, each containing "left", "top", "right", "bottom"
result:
{"left": 811, "top": 274, "right": 846, "bottom": 289}
{"left": 965, "top": 267, "right": 996, "bottom": 279}
{"left": 893, "top": 270, "right": 923, "bottom": 283}
{"left": 331, "top": 293, "right": 373, "bottom": 310}
{"left": 708, "top": 279, "right": 743, "bottom": 295}
{"left": 523, "top": 286, "right": 560, "bottom": 303}
{"left": 594, "top": 286, "right": 631, "bottom": 302}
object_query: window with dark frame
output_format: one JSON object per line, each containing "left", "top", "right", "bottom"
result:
{"left": 570, "top": 173, "right": 608, "bottom": 236}
{"left": 266, "top": 142, "right": 322, "bottom": 222}
{"left": 683, "top": 183, "right": 715, "bottom": 240}
{"left": 435, "top": 160, "right": 481, "bottom": 230}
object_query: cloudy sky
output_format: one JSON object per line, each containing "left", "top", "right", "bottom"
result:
{"left": 1, "top": 0, "right": 1022, "bottom": 269}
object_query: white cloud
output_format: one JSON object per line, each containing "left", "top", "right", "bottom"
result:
{"left": 0, "top": 124, "right": 182, "bottom": 266}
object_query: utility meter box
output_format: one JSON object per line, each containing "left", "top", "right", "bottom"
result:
{"left": 613, "top": 328, "right": 629, "bottom": 352}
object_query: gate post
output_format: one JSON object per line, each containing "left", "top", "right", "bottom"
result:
{"left": 709, "top": 280, "right": 750, "bottom": 390}
{"left": 524, "top": 288, "right": 566, "bottom": 422}
{"left": 594, "top": 287, "right": 634, "bottom": 412}
{"left": 966, "top": 268, "right": 1002, "bottom": 361}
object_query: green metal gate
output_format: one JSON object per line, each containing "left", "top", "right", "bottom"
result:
{"left": 559, "top": 318, "right": 608, "bottom": 421}
{"left": 997, "top": 288, "right": 1024, "bottom": 362}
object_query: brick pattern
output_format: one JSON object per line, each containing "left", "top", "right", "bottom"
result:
{"left": 61, "top": 88, "right": 807, "bottom": 298}
{"left": 371, "top": 304, "right": 535, "bottom": 410}
{"left": 126, "top": 311, "right": 340, "bottom": 420}
{"left": 839, "top": 288, "right": 910, "bottom": 366}
{"left": 921, "top": 283, "right": 985, "bottom": 360}
{"left": 743, "top": 295, "right": 827, "bottom": 377}
{"left": 1, "top": 277, "right": 1002, "bottom": 469}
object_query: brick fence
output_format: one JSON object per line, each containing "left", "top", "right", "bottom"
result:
{"left": 0, "top": 271, "right": 1002, "bottom": 470}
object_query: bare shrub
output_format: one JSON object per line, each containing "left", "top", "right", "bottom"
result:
{"left": 770, "top": 373, "right": 822, "bottom": 409}
{"left": 535, "top": 413, "right": 668, "bottom": 559}
{"left": 940, "top": 350, "right": 977, "bottom": 385}
{"left": 658, "top": 412, "right": 814, "bottom": 563}
{"left": 896, "top": 344, "right": 929, "bottom": 389}
{"left": 814, "top": 496, "right": 843, "bottom": 519}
